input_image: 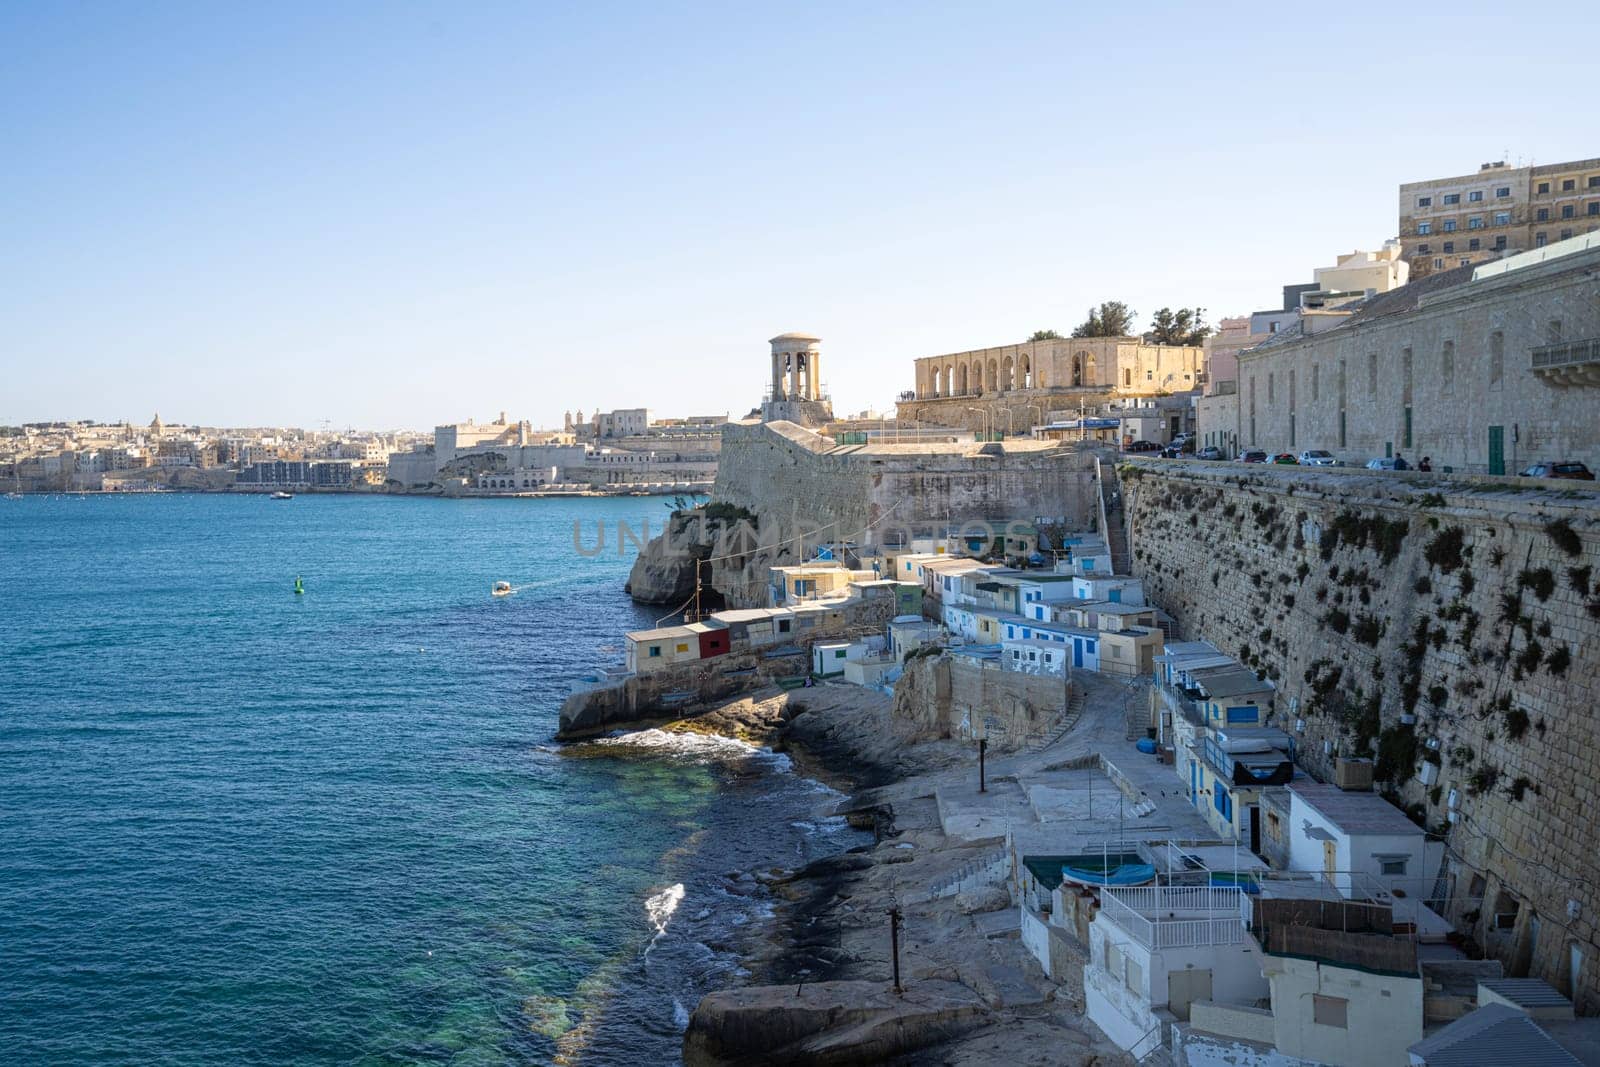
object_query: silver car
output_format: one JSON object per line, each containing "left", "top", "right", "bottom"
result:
{"left": 1365, "top": 457, "right": 1398, "bottom": 471}
{"left": 1298, "top": 450, "right": 1337, "bottom": 467}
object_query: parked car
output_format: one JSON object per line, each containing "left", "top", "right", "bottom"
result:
{"left": 1298, "top": 450, "right": 1337, "bottom": 467}
{"left": 1366, "top": 457, "right": 1398, "bottom": 471}
{"left": 1197, "top": 446, "right": 1224, "bottom": 460}
{"left": 1124, "top": 440, "right": 1161, "bottom": 453}
{"left": 1518, "top": 461, "right": 1596, "bottom": 481}
{"left": 1239, "top": 449, "right": 1268, "bottom": 463}
{"left": 1271, "top": 453, "right": 1298, "bottom": 465}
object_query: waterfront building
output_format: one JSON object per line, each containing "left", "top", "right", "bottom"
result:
{"left": 1231, "top": 231, "right": 1600, "bottom": 472}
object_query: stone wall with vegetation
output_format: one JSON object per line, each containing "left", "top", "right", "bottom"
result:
{"left": 1121, "top": 458, "right": 1600, "bottom": 1008}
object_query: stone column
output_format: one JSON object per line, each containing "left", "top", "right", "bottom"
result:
{"left": 772, "top": 351, "right": 786, "bottom": 399}
{"left": 809, "top": 354, "right": 820, "bottom": 400}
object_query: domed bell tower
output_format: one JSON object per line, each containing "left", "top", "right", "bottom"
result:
{"left": 762, "top": 332, "right": 833, "bottom": 427}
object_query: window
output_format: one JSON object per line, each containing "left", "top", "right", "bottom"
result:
{"left": 1563, "top": 179, "right": 1576, "bottom": 191}
{"left": 1536, "top": 233, "right": 1548, "bottom": 247}
{"left": 1563, "top": 205, "right": 1576, "bottom": 219}
{"left": 1267, "top": 372, "right": 1274, "bottom": 404}
{"left": 1443, "top": 193, "right": 1460, "bottom": 205}
{"left": 1537, "top": 208, "right": 1550, "bottom": 221}
{"left": 1469, "top": 238, "right": 1480, "bottom": 251}
{"left": 1538, "top": 181, "right": 1550, "bottom": 194}
{"left": 1314, "top": 995, "right": 1350, "bottom": 1029}
{"left": 1442, "top": 219, "right": 1457, "bottom": 232}
{"left": 1416, "top": 221, "right": 1432, "bottom": 235}
{"left": 1591, "top": 176, "right": 1600, "bottom": 188}
{"left": 1442, "top": 241, "right": 1454, "bottom": 253}
{"left": 1378, "top": 855, "right": 1410, "bottom": 876}
{"left": 1468, "top": 215, "right": 1484, "bottom": 229}
{"left": 1146, "top": 370, "right": 1152, "bottom": 381}
{"left": 1497, "top": 185, "right": 1512, "bottom": 198}
{"left": 1441, "top": 341, "right": 1454, "bottom": 395}
{"left": 1590, "top": 203, "right": 1600, "bottom": 216}
{"left": 1417, "top": 195, "right": 1432, "bottom": 207}
{"left": 1312, "top": 362, "right": 1319, "bottom": 401}
{"left": 1368, "top": 352, "right": 1377, "bottom": 394}
{"left": 1214, "top": 784, "right": 1233, "bottom": 821}
{"left": 1469, "top": 190, "right": 1483, "bottom": 202}
{"left": 1124, "top": 369, "right": 1131, "bottom": 386}
{"left": 1493, "top": 211, "right": 1511, "bottom": 225}
{"left": 649, "top": 646, "right": 661, "bottom": 657}
{"left": 1417, "top": 243, "right": 1430, "bottom": 253}
{"left": 1494, "top": 235, "right": 1507, "bottom": 250}
{"left": 1434, "top": 257, "right": 1444, "bottom": 269}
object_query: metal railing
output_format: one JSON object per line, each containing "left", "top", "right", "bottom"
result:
{"left": 1098, "top": 886, "right": 1246, "bottom": 950}
{"left": 1531, "top": 337, "right": 1599, "bottom": 369}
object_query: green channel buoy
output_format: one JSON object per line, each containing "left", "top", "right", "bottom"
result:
{"left": 294, "top": 576, "right": 304, "bottom": 595}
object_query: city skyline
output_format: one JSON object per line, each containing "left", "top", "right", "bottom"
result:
{"left": 4, "top": 2, "right": 1597, "bottom": 429}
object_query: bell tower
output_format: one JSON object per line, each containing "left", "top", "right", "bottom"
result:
{"left": 762, "top": 332, "right": 833, "bottom": 426}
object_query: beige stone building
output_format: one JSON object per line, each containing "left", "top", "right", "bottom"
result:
{"left": 1399, "top": 156, "right": 1600, "bottom": 277}
{"left": 1229, "top": 232, "right": 1600, "bottom": 472}
{"left": 899, "top": 335, "right": 1203, "bottom": 438}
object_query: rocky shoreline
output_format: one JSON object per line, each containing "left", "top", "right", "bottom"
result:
{"left": 638, "top": 682, "right": 1132, "bottom": 1067}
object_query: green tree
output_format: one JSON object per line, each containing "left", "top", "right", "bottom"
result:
{"left": 1146, "top": 307, "right": 1212, "bottom": 345}
{"left": 1071, "top": 301, "right": 1136, "bottom": 338}
{"left": 1028, "top": 329, "right": 1063, "bottom": 341}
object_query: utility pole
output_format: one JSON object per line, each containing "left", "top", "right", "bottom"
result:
{"left": 887, "top": 904, "right": 904, "bottom": 994}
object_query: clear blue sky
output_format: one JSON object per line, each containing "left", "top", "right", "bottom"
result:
{"left": 3, "top": 2, "right": 1595, "bottom": 430}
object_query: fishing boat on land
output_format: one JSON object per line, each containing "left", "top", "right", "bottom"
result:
{"left": 492, "top": 581, "right": 513, "bottom": 597}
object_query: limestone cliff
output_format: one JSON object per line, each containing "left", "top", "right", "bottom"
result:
{"left": 624, "top": 510, "right": 712, "bottom": 606}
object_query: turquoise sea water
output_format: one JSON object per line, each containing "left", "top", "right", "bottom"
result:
{"left": 0, "top": 493, "right": 858, "bottom": 1065}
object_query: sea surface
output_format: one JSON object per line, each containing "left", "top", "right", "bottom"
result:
{"left": 0, "top": 493, "right": 863, "bottom": 1066}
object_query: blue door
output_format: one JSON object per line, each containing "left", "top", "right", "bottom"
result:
{"left": 1190, "top": 761, "right": 1198, "bottom": 806}
{"left": 1109, "top": 588, "right": 1122, "bottom": 603}
{"left": 1073, "top": 640, "right": 1084, "bottom": 668}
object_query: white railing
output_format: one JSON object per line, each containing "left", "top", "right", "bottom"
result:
{"left": 1106, "top": 885, "right": 1244, "bottom": 914}
{"left": 1099, "top": 886, "right": 1246, "bottom": 950}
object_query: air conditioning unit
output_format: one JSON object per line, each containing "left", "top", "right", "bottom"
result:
{"left": 1335, "top": 757, "right": 1375, "bottom": 791}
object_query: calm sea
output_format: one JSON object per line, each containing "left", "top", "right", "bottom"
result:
{"left": 0, "top": 493, "right": 860, "bottom": 1066}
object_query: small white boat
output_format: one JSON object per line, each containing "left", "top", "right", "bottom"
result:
{"left": 492, "top": 581, "right": 513, "bottom": 597}
{"left": 271, "top": 491, "right": 293, "bottom": 500}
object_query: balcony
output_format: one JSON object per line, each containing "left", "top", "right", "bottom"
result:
{"left": 1531, "top": 337, "right": 1600, "bottom": 386}
{"left": 1158, "top": 684, "right": 1205, "bottom": 729}
{"left": 1098, "top": 885, "right": 1246, "bottom": 950}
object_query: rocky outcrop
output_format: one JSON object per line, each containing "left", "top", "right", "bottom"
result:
{"left": 625, "top": 511, "right": 714, "bottom": 605}
{"left": 681, "top": 979, "right": 988, "bottom": 1067}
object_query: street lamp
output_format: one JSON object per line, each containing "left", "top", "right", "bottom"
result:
{"left": 965, "top": 407, "right": 991, "bottom": 440}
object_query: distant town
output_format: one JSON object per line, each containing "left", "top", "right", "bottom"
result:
{"left": 0, "top": 407, "right": 728, "bottom": 496}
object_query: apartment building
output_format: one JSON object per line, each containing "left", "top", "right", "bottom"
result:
{"left": 1399, "top": 156, "right": 1600, "bottom": 276}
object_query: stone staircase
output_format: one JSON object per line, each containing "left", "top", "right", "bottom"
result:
{"left": 1028, "top": 689, "right": 1086, "bottom": 753}
{"left": 1099, "top": 460, "right": 1132, "bottom": 574}
{"left": 925, "top": 847, "right": 1010, "bottom": 901}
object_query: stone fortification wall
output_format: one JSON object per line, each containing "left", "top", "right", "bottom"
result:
{"left": 892, "top": 654, "right": 1073, "bottom": 750}
{"left": 1121, "top": 457, "right": 1600, "bottom": 1008}
{"left": 713, "top": 420, "right": 1100, "bottom": 540}
{"left": 657, "top": 420, "right": 1101, "bottom": 609}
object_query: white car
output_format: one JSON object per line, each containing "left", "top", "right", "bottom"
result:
{"left": 1365, "top": 457, "right": 1398, "bottom": 471}
{"left": 1298, "top": 450, "right": 1337, "bottom": 467}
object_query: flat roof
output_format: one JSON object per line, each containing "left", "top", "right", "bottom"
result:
{"left": 1192, "top": 667, "right": 1274, "bottom": 697}
{"left": 625, "top": 625, "right": 698, "bottom": 641}
{"left": 710, "top": 607, "right": 793, "bottom": 623}
{"left": 1292, "top": 781, "right": 1422, "bottom": 836}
